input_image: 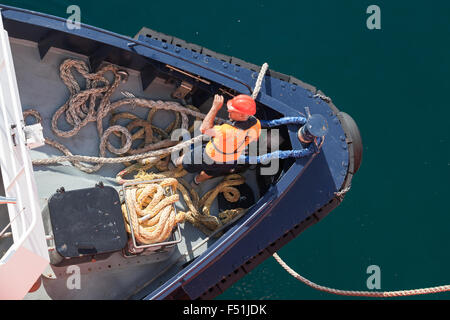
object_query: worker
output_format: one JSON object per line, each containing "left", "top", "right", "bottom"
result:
{"left": 177, "top": 94, "right": 261, "bottom": 184}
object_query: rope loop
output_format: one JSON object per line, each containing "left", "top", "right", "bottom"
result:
{"left": 103, "top": 125, "right": 133, "bottom": 155}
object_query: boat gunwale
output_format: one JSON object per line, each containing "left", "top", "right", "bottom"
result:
{"left": 0, "top": 4, "right": 254, "bottom": 95}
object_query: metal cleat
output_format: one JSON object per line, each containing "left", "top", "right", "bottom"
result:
{"left": 171, "top": 80, "right": 194, "bottom": 100}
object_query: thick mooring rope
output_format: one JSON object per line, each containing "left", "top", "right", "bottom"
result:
{"left": 122, "top": 178, "right": 185, "bottom": 245}
{"left": 118, "top": 158, "right": 246, "bottom": 239}
{"left": 273, "top": 253, "right": 450, "bottom": 297}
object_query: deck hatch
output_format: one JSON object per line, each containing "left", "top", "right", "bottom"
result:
{"left": 47, "top": 186, "right": 127, "bottom": 258}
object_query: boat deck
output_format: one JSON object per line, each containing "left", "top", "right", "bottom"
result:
{"left": 5, "top": 37, "right": 260, "bottom": 299}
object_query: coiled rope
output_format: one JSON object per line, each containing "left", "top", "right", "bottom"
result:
{"left": 118, "top": 158, "right": 246, "bottom": 239}
{"left": 26, "top": 59, "right": 225, "bottom": 173}
{"left": 121, "top": 178, "right": 185, "bottom": 245}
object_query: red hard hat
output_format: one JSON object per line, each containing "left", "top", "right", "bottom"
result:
{"left": 226, "top": 95, "right": 256, "bottom": 116}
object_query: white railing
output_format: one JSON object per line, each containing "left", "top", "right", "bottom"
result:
{"left": 0, "top": 11, "right": 49, "bottom": 265}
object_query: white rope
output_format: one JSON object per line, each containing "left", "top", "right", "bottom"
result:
{"left": 32, "top": 134, "right": 206, "bottom": 165}
{"left": 273, "top": 252, "right": 450, "bottom": 297}
{"left": 251, "top": 63, "right": 269, "bottom": 99}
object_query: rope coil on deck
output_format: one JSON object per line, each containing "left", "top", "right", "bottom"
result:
{"left": 121, "top": 179, "right": 184, "bottom": 245}
{"left": 118, "top": 158, "right": 246, "bottom": 240}
{"left": 27, "top": 59, "right": 225, "bottom": 173}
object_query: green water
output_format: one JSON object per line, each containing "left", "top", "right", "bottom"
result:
{"left": 2, "top": 0, "right": 449, "bottom": 300}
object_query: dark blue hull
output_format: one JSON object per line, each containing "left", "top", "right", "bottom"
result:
{"left": 0, "top": 5, "right": 361, "bottom": 299}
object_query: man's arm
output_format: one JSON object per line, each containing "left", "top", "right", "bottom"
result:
{"left": 200, "top": 94, "right": 223, "bottom": 136}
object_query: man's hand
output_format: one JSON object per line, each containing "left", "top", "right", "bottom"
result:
{"left": 200, "top": 94, "right": 223, "bottom": 135}
{"left": 212, "top": 94, "right": 224, "bottom": 110}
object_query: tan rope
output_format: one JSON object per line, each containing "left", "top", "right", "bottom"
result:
{"left": 118, "top": 160, "right": 246, "bottom": 237}
{"left": 121, "top": 177, "right": 187, "bottom": 245}
{"left": 120, "top": 172, "right": 246, "bottom": 244}
{"left": 123, "top": 187, "right": 182, "bottom": 245}
{"left": 32, "top": 135, "right": 204, "bottom": 165}
{"left": 273, "top": 253, "right": 450, "bottom": 297}
{"left": 26, "top": 59, "right": 225, "bottom": 173}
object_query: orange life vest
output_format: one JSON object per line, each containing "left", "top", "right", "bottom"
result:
{"left": 205, "top": 117, "right": 261, "bottom": 163}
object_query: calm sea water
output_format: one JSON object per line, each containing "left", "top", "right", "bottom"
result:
{"left": 3, "top": 0, "right": 449, "bottom": 300}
